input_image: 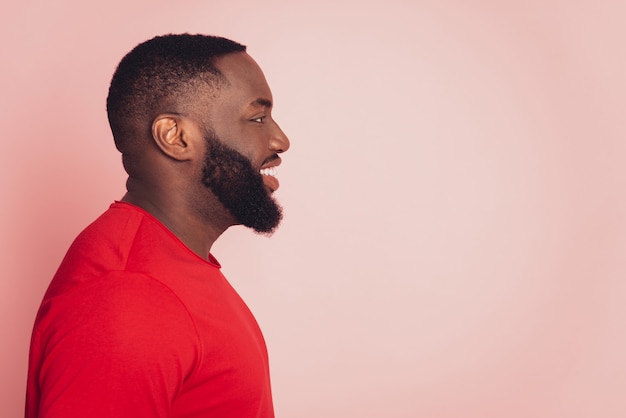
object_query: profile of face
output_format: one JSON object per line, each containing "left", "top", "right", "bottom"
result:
{"left": 198, "top": 52, "right": 290, "bottom": 234}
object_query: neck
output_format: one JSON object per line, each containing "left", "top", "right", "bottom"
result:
{"left": 121, "top": 178, "right": 234, "bottom": 260}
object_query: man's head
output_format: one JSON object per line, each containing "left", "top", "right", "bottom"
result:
{"left": 107, "top": 34, "right": 290, "bottom": 234}
{"left": 106, "top": 33, "right": 246, "bottom": 153}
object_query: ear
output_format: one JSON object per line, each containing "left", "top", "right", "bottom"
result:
{"left": 151, "top": 114, "right": 193, "bottom": 161}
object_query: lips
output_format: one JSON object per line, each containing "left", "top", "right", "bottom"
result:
{"left": 259, "top": 158, "right": 281, "bottom": 192}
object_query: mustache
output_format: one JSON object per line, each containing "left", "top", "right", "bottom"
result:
{"left": 261, "top": 154, "right": 280, "bottom": 167}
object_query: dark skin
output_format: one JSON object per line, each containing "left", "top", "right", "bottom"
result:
{"left": 121, "top": 52, "right": 290, "bottom": 259}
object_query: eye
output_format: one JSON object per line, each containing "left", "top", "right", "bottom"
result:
{"left": 251, "top": 116, "right": 266, "bottom": 123}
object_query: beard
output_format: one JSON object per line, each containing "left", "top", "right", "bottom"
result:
{"left": 201, "top": 130, "right": 283, "bottom": 234}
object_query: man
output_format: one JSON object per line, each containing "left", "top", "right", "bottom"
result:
{"left": 26, "top": 33, "right": 290, "bottom": 417}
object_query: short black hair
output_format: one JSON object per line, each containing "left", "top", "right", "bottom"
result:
{"left": 106, "top": 33, "right": 246, "bottom": 152}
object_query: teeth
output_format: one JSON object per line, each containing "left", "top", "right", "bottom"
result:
{"left": 260, "top": 167, "right": 277, "bottom": 177}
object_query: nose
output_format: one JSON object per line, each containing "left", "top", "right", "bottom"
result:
{"left": 269, "top": 121, "right": 290, "bottom": 154}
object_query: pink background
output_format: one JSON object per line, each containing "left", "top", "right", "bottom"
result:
{"left": 2, "top": 1, "right": 625, "bottom": 417}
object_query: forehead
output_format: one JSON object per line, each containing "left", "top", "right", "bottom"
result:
{"left": 213, "top": 52, "right": 273, "bottom": 106}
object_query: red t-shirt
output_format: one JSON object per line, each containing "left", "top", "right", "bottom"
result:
{"left": 26, "top": 202, "right": 274, "bottom": 417}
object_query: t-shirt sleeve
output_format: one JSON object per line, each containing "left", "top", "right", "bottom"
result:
{"left": 28, "top": 271, "right": 200, "bottom": 418}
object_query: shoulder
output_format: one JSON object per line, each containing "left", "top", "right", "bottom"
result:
{"left": 35, "top": 271, "right": 200, "bottom": 365}
{"left": 29, "top": 272, "right": 200, "bottom": 417}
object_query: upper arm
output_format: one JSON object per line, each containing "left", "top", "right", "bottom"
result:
{"left": 29, "top": 272, "right": 199, "bottom": 418}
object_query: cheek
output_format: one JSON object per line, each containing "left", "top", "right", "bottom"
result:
{"left": 213, "top": 122, "right": 266, "bottom": 167}
{"left": 225, "top": 139, "right": 263, "bottom": 167}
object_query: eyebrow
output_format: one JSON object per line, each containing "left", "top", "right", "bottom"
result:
{"left": 250, "top": 98, "right": 273, "bottom": 108}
